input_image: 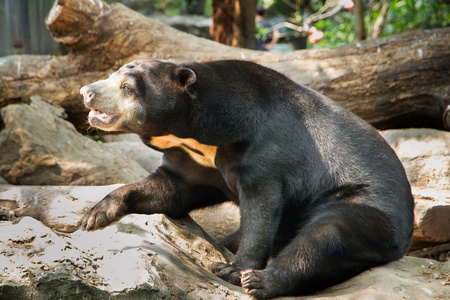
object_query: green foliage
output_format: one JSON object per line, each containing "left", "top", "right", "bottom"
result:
{"left": 104, "top": 0, "right": 212, "bottom": 16}
{"left": 386, "top": 0, "right": 450, "bottom": 35}
{"left": 85, "top": 135, "right": 106, "bottom": 143}
{"left": 153, "top": 0, "right": 212, "bottom": 16}
{"left": 255, "top": 21, "right": 272, "bottom": 41}
{"left": 153, "top": 0, "right": 187, "bottom": 16}
{"left": 204, "top": 0, "right": 212, "bottom": 17}
{"left": 265, "top": 0, "right": 449, "bottom": 49}
{"left": 313, "top": 0, "right": 449, "bottom": 48}
{"left": 313, "top": 11, "right": 356, "bottom": 48}
{"left": 292, "top": 11, "right": 303, "bottom": 25}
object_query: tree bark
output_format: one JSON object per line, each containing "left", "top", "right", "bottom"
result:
{"left": 230, "top": 0, "right": 257, "bottom": 49}
{"left": 210, "top": 0, "right": 257, "bottom": 49}
{"left": 210, "top": 0, "right": 234, "bottom": 45}
{"left": 355, "top": 0, "right": 366, "bottom": 41}
{"left": 0, "top": 0, "right": 449, "bottom": 131}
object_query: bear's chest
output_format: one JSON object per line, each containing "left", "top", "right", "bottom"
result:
{"left": 149, "top": 135, "right": 218, "bottom": 169}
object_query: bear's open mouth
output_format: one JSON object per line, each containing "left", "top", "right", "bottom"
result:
{"left": 91, "top": 108, "right": 114, "bottom": 119}
{"left": 88, "top": 108, "right": 121, "bottom": 128}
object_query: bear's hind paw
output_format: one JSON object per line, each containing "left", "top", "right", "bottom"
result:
{"left": 240, "top": 269, "right": 273, "bottom": 300}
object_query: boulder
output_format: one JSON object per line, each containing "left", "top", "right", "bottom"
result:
{"left": 0, "top": 96, "right": 148, "bottom": 185}
{"left": 381, "top": 128, "right": 450, "bottom": 190}
{"left": 190, "top": 203, "right": 240, "bottom": 241}
{"left": 104, "top": 142, "right": 162, "bottom": 174}
{"left": 380, "top": 129, "right": 450, "bottom": 249}
{"left": 0, "top": 215, "right": 240, "bottom": 300}
{"left": 317, "top": 257, "right": 450, "bottom": 299}
{"left": 411, "top": 188, "right": 450, "bottom": 250}
{"left": 0, "top": 215, "right": 449, "bottom": 300}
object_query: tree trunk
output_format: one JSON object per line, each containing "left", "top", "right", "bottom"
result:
{"left": 0, "top": 0, "right": 449, "bottom": 132}
{"left": 355, "top": 0, "right": 366, "bottom": 41}
{"left": 230, "top": 0, "right": 257, "bottom": 49}
{"left": 210, "top": 0, "right": 257, "bottom": 49}
{"left": 210, "top": 0, "right": 234, "bottom": 45}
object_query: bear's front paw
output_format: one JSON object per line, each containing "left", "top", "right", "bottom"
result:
{"left": 211, "top": 262, "right": 242, "bottom": 285}
{"left": 78, "top": 197, "right": 126, "bottom": 231}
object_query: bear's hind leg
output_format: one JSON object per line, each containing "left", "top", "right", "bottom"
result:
{"left": 240, "top": 202, "right": 405, "bottom": 299}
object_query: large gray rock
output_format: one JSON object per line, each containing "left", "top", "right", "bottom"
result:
{"left": 381, "top": 128, "right": 450, "bottom": 190}
{"left": 381, "top": 129, "right": 450, "bottom": 248}
{"left": 190, "top": 203, "right": 240, "bottom": 241}
{"left": 104, "top": 142, "right": 162, "bottom": 174}
{"left": 0, "top": 215, "right": 240, "bottom": 300}
{"left": 0, "top": 215, "right": 449, "bottom": 300}
{"left": 381, "top": 128, "right": 450, "bottom": 160}
{"left": 317, "top": 257, "right": 449, "bottom": 299}
{"left": 0, "top": 96, "right": 148, "bottom": 185}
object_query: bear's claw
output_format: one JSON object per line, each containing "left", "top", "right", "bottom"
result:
{"left": 240, "top": 269, "right": 272, "bottom": 300}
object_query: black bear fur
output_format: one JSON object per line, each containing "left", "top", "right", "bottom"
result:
{"left": 79, "top": 60, "right": 414, "bottom": 299}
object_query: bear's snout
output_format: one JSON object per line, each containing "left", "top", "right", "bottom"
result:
{"left": 80, "top": 85, "right": 95, "bottom": 105}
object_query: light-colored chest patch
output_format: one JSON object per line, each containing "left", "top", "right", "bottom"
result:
{"left": 149, "top": 135, "right": 218, "bottom": 169}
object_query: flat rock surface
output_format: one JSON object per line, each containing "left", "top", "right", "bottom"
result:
{"left": 0, "top": 184, "right": 123, "bottom": 232}
{"left": 381, "top": 129, "right": 450, "bottom": 247}
{"left": 0, "top": 216, "right": 449, "bottom": 300}
{"left": 0, "top": 215, "right": 241, "bottom": 300}
{"left": 380, "top": 128, "right": 450, "bottom": 191}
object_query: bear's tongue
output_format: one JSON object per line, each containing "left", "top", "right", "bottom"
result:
{"left": 92, "top": 108, "right": 109, "bottom": 119}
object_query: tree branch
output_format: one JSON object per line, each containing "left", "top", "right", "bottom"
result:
{"left": 372, "top": 0, "right": 390, "bottom": 39}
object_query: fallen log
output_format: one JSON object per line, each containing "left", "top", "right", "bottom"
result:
{"left": 0, "top": 0, "right": 449, "bottom": 131}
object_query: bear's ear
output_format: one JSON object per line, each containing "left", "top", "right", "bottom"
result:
{"left": 175, "top": 67, "right": 196, "bottom": 89}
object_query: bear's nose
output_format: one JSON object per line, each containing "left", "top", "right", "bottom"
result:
{"left": 80, "top": 85, "right": 95, "bottom": 104}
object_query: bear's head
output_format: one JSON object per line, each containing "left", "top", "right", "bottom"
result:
{"left": 80, "top": 59, "right": 196, "bottom": 135}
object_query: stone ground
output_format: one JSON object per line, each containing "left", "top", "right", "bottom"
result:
{"left": 0, "top": 97, "right": 449, "bottom": 299}
{"left": 0, "top": 215, "right": 449, "bottom": 299}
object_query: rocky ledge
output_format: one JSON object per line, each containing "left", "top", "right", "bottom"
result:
{"left": 0, "top": 96, "right": 449, "bottom": 299}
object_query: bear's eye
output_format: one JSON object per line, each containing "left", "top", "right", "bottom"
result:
{"left": 121, "top": 84, "right": 131, "bottom": 93}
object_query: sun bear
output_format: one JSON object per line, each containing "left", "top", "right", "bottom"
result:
{"left": 79, "top": 59, "right": 414, "bottom": 299}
